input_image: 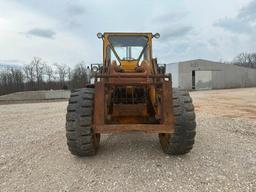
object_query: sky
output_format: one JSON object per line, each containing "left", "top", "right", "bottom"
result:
{"left": 0, "top": 0, "right": 256, "bottom": 66}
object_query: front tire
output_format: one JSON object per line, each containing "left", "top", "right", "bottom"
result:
{"left": 66, "top": 88, "right": 100, "bottom": 156}
{"left": 159, "top": 89, "right": 196, "bottom": 155}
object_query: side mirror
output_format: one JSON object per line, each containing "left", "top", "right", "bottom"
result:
{"left": 153, "top": 33, "right": 160, "bottom": 39}
{"left": 97, "top": 32, "right": 104, "bottom": 39}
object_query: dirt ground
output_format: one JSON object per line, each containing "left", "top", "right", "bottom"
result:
{"left": 0, "top": 88, "right": 255, "bottom": 192}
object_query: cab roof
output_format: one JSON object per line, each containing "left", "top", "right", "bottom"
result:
{"left": 103, "top": 32, "right": 153, "bottom": 36}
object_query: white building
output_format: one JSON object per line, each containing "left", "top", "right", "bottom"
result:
{"left": 166, "top": 59, "right": 256, "bottom": 90}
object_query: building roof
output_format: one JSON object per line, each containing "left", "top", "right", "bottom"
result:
{"left": 168, "top": 59, "right": 256, "bottom": 71}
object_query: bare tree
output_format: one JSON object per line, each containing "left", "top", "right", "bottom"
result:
{"left": 0, "top": 57, "right": 96, "bottom": 95}
{"left": 23, "top": 62, "right": 36, "bottom": 90}
{"left": 45, "top": 64, "right": 54, "bottom": 82}
{"left": 10, "top": 68, "right": 24, "bottom": 91}
{"left": 23, "top": 63, "right": 35, "bottom": 82}
{"left": 70, "top": 63, "right": 88, "bottom": 89}
{"left": 31, "top": 57, "right": 45, "bottom": 89}
{"left": 67, "top": 66, "right": 72, "bottom": 82}
{"left": 0, "top": 69, "right": 9, "bottom": 94}
{"left": 233, "top": 52, "right": 256, "bottom": 68}
{"left": 0, "top": 67, "right": 25, "bottom": 95}
{"left": 54, "top": 63, "right": 68, "bottom": 88}
{"left": 251, "top": 53, "right": 256, "bottom": 68}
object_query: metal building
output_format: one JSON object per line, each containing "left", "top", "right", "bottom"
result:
{"left": 166, "top": 59, "right": 256, "bottom": 90}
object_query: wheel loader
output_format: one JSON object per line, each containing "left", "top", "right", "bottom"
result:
{"left": 66, "top": 32, "right": 196, "bottom": 156}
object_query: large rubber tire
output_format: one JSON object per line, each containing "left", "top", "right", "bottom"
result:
{"left": 159, "top": 89, "right": 196, "bottom": 155}
{"left": 66, "top": 88, "right": 100, "bottom": 156}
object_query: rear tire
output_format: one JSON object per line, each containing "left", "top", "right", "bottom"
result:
{"left": 159, "top": 89, "right": 196, "bottom": 155}
{"left": 66, "top": 88, "right": 100, "bottom": 156}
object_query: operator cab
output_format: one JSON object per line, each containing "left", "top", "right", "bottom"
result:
{"left": 97, "top": 32, "right": 160, "bottom": 72}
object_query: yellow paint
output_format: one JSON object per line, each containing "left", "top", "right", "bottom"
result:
{"left": 121, "top": 60, "right": 137, "bottom": 71}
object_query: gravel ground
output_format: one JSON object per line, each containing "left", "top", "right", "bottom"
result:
{"left": 0, "top": 88, "right": 255, "bottom": 192}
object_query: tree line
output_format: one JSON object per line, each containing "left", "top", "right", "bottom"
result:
{"left": 0, "top": 57, "right": 91, "bottom": 96}
{"left": 1, "top": 52, "right": 255, "bottom": 96}
{"left": 232, "top": 52, "right": 256, "bottom": 69}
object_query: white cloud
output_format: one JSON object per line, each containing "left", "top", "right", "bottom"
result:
{"left": 0, "top": 1, "right": 93, "bottom": 65}
{"left": 215, "top": 0, "right": 256, "bottom": 34}
{"left": 25, "top": 28, "right": 56, "bottom": 39}
{"left": 0, "top": 0, "right": 255, "bottom": 65}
